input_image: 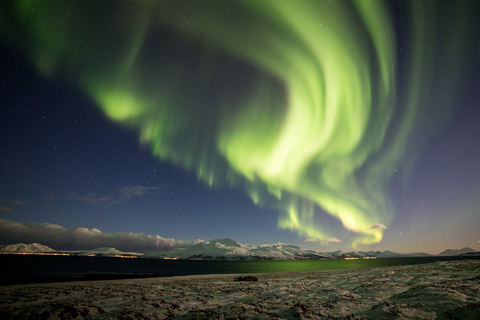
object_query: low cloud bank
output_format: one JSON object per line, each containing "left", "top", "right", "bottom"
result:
{"left": 0, "top": 219, "right": 192, "bottom": 253}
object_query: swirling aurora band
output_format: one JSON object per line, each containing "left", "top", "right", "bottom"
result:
{"left": 0, "top": 0, "right": 470, "bottom": 246}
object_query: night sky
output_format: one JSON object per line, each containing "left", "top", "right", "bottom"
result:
{"left": 1, "top": 1, "right": 479, "bottom": 254}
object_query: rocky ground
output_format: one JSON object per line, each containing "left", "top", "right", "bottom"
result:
{"left": 1, "top": 259, "right": 479, "bottom": 319}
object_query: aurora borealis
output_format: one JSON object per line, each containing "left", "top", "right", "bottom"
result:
{"left": 1, "top": 1, "right": 479, "bottom": 253}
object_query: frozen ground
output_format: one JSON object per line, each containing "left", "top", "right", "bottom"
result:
{"left": 0, "top": 259, "right": 479, "bottom": 319}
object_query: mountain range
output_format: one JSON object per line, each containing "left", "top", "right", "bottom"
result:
{"left": 0, "top": 243, "right": 142, "bottom": 257}
{"left": 147, "top": 238, "right": 477, "bottom": 260}
{"left": 1, "top": 240, "right": 477, "bottom": 260}
{"left": 437, "top": 247, "right": 478, "bottom": 256}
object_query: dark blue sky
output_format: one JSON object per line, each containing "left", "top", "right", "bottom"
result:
{"left": 0, "top": 49, "right": 290, "bottom": 246}
{"left": 0, "top": 1, "right": 479, "bottom": 254}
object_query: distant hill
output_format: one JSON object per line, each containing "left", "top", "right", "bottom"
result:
{"left": 438, "top": 247, "right": 476, "bottom": 256}
{"left": 0, "top": 243, "right": 55, "bottom": 253}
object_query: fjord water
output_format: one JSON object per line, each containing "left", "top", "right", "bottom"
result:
{"left": 1, "top": 255, "right": 478, "bottom": 285}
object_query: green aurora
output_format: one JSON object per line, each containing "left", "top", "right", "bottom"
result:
{"left": 0, "top": 0, "right": 472, "bottom": 246}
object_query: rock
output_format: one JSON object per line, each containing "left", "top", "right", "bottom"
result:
{"left": 233, "top": 276, "right": 258, "bottom": 282}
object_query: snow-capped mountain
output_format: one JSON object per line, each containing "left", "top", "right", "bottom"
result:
{"left": 144, "top": 239, "right": 438, "bottom": 260}
{"left": 65, "top": 247, "right": 143, "bottom": 257}
{"left": 355, "top": 250, "right": 433, "bottom": 258}
{"left": 0, "top": 243, "right": 55, "bottom": 253}
{"left": 145, "top": 238, "right": 438, "bottom": 260}
{"left": 2, "top": 241, "right": 476, "bottom": 260}
{"left": 147, "top": 238, "right": 467, "bottom": 260}
{"left": 146, "top": 238, "right": 331, "bottom": 260}
{"left": 0, "top": 243, "right": 142, "bottom": 257}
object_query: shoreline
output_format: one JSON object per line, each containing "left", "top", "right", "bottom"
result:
{"left": 1, "top": 260, "right": 479, "bottom": 319}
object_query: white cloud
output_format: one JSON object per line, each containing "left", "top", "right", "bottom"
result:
{"left": 305, "top": 238, "right": 319, "bottom": 243}
{"left": 327, "top": 238, "right": 341, "bottom": 243}
{"left": 371, "top": 223, "right": 388, "bottom": 230}
{"left": 0, "top": 219, "right": 192, "bottom": 253}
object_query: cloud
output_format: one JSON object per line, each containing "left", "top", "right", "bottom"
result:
{"left": 305, "top": 238, "right": 318, "bottom": 243}
{"left": 0, "top": 205, "right": 12, "bottom": 213}
{"left": 0, "top": 196, "right": 26, "bottom": 213}
{"left": 327, "top": 238, "right": 341, "bottom": 243}
{"left": 68, "top": 185, "right": 159, "bottom": 205}
{"left": 371, "top": 223, "right": 388, "bottom": 230}
{"left": 0, "top": 219, "right": 192, "bottom": 252}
